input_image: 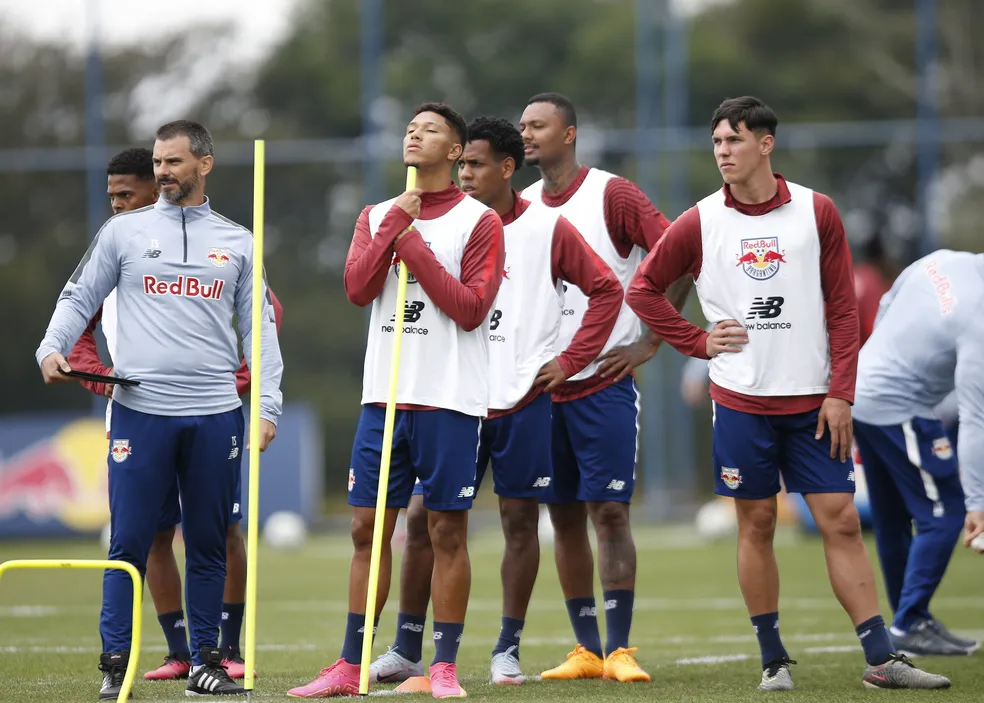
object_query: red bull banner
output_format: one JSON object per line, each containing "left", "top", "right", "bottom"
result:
{"left": 0, "top": 404, "right": 322, "bottom": 538}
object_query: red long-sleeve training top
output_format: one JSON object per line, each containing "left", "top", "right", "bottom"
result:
{"left": 344, "top": 184, "right": 505, "bottom": 411}
{"left": 534, "top": 166, "right": 671, "bottom": 402}
{"left": 625, "top": 175, "right": 859, "bottom": 414}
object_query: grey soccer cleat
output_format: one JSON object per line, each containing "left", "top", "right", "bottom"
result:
{"left": 368, "top": 646, "right": 424, "bottom": 684}
{"left": 891, "top": 619, "right": 975, "bottom": 657}
{"left": 926, "top": 618, "right": 980, "bottom": 653}
{"left": 757, "top": 658, "right": 795, "bottom": 691}
{"left": 862, "top": 654, "right": 951, "bottom": 689}
{"left": 490, "top": 645, "right": 526, "bottom": 685}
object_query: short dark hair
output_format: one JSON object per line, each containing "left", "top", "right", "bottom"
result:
{"left": 106, "top": 148, "right": 154, "bottom": 181}
{"left": 155, "top": 120, "right": 214, "bottom": 158}
{"left": 466, "top": 117, "right": 525, "bottom": 169}
{"left": 711, "top": 96, "right": 778, "bottom": 136}
{"left": 527, "top": 92, "right": 577, "bottom": 128}
{"left": 413, "top": 102, "right": 467, "bottom": 146}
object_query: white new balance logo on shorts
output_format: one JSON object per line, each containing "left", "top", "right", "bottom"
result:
{"left": 606, "top": 480, "right": 626, "bottom": 491}
{"left": 532, "top": 477, "right": 551, "bottom": 488}
{"left": 458, "top": 487, "right": 475, "bottom": 498}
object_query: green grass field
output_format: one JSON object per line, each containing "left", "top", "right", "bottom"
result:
{"left": 1, "top": 522, "right": 982, "bottom": 702}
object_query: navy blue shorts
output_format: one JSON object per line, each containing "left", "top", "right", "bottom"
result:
{"left": 544, "top": 376, "right": 640, "bottom": 504}
{"left": 349, "top": 405, "right": 480, "bottom": 511}
{"left": 412, "top": 392, "right": 553, "bottom": 500}
{"left": 854, "top": 417, "right": 964, "bottom": 520}
{"left": 157, "top": 469, "right": 243, "bottom": 531}
{"left": 107, "top": 403, "right": 244, "bottom": 554}
{"left": 712, "top": 403, "right": 855, "bottom": 499}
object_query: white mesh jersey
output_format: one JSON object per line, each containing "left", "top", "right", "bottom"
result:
{"left": 487, "top": 202, "right": 564, "bottom": 410}
{"left": 696, "top": 180, "right": 831, "bottom": 397}
{"left": 362, "top": 196, "right": 494, "bottom": 417}
{"left": 523, "top": 168, "right": 643, "bottom": 381}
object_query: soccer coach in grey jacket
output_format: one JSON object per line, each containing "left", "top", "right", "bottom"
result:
{"left": 36, "top": 120, "right": 283, "bottom": 700}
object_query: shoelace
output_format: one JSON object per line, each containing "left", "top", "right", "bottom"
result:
{"left": 764, "top": 658, "right": 797, "bottom": 678}
{"left": 431, "top": 665, "right": 458, "bottom": 689}
{"left": 609, "top": 647, "right": 640, "bottom": 663}
{"left": 565, "top": 645, "right": 588, "bottom": 659}
{"left": 887, "top": 653, "right": 914, "bottom": 668}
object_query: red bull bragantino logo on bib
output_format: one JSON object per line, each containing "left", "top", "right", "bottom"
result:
{"left": 736, "top": 237, "right": 787, "bottom": 280}
{"left": 143, "top": 275, "right": 225, "bottom": 300}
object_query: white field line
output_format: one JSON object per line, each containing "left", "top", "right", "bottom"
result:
{"left": 10, "top": 596, "right": 984, "bottom": 618}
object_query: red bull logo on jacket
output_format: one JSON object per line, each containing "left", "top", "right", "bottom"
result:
{"left": 737, "top": 238, "right": 786, "bottom": 280}
{"left": 207, "top": 248, "right": 230, "bottom": 268}
{"left": 143, "top": 275, "right": 225, "bottom": 300}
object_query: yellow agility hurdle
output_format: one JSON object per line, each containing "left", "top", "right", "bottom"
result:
{"left": 0, "top": 559, "right": 142, "bottom": 703}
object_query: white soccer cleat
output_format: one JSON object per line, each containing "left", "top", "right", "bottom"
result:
{"left": 369, "top": 647, "right": 424, "bottom": 684}
{"left": 490, "top": 646, "right": 526, "bottom": 685}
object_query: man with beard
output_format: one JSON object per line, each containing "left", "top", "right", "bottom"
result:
{"left": 68, "top": 146, "right": 284, "bottom": 683}
{"left": 37, "top": 120, "right": 284, "bottom": 700}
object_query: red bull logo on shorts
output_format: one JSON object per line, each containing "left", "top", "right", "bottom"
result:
{"left": 143, "top": 275, "right": 225, "bottom": 300}
{"left": 721, "top": 467, "right": 742, "bottom": 490}
{"left": 737, "top": 237, "right": 786, "bottom": 280}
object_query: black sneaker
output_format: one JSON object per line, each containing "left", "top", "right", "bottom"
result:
{"left": 185, "top": 647, "right": 246, "bottom": 697}
{"left": 99, "top": 651, "right": 132, "bottom": 700}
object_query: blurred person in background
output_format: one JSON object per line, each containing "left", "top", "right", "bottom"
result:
{"left": 519, "top": 92, "right": 691, "bottom": 684}
{"left": 853, "top": 249, "right": 983, "bottom": 657}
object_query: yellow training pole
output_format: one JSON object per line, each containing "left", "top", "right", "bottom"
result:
{"left": 359, "top": 166, "right": 416, "bottom": 695}
{"left": 0, "top": 559, "right": 142, "bottom": 703}
{"left": 244, "top": 138, "right": 265, "bottom": 694}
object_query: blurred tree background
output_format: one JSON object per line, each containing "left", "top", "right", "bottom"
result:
{"left": 2, "top": 0, "right": 981, "bottom": 503}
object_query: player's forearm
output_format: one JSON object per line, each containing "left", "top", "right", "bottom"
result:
{"left": 959, "top": 425, "right": 984, "bottom": 512}
{"left": 255, "top": 316, "right": 284, "bottom": 425}
{"left": 825, "top": 310, "right": 859, "bottom": 403}
{"left": 37, "top": 297, "right": 102, "bottom": 365}
{"left": 395, "top": 227, "right": 503, "bottom": 331}
{"left": 557, "top": 278, "right": 622, "bottom": 377}
{"left": 344, "top": 207, "right": 412, "bottom": 307}
{"left": 626, "top": 274, "right": 709, "bottom": 359}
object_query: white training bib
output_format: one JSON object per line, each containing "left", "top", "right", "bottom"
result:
{"left": 487, "top": 202, "right": 564, "bottom": 410}
{"left": 695, "top": 181, "right": 831, "bottom": 397}
{"left": 362, "top": 196, "right": 494, "bottom": 416}
{"left": 523, "top": 169, "right": 640, "bottom": 381}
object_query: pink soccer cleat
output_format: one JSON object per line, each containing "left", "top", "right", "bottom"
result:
{"left": 429, "top": 662, "right": 467, "bottom": 699}
{"left": 287, "top": 659, "right": 361, "bottom": 698}
{"left": 221, "top": 648, "right": 254, "bottom": 680}
{"left": 143, "top": 653, "right": 191, "bottom": 680}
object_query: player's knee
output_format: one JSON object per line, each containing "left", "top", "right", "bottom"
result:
{"left": 149, "top": 528, "right": 176, "bottom": 557}
{"left": 736, "top": 500, "right": 777, "bottom": 541}
{"left": 548, "top": 502, "right": 587, "bottom": 534}
{"left": 817, "top": 498, "right": 863, "bottom": 541}
{"left": 428, "top": 511, "right": 467, "bottom": 554}
{"left": 406, "top": 497, "right": 429, "bottom": 546}
{"left": 500, "top": 499, "right": 539, "bottom": 544}
{"left": 226, "top": 524, "right": 245, "bottom": 558}
{"left": 351, "top": 510, "right": 376, "bottom": 552}
{"left": 588, "top": 501, "right": 630, "bottom": 536}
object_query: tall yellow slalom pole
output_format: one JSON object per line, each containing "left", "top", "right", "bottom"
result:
{"left": 358, "top": 166, "right": 417, "bottom": 695}
{"left": 244, "top": 139, "right": 265, "bottom": 696}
